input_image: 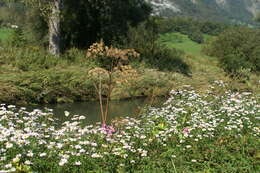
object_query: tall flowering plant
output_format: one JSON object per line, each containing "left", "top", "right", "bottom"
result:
{"left": 86, "top": 41, "right": 139, "bottom": 133}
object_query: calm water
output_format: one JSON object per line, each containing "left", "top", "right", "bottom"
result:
{"left": 34, "top": 97, "right": 166, "bottom": 124}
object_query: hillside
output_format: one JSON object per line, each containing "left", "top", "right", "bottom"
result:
{"left": 147, "top": 0, "right": 260, "bottom": 24}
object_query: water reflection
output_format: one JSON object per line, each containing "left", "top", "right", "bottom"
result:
{"left": 36, "top": 97, "right": 166, "bottom": 125}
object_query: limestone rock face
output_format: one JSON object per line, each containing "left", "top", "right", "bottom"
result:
{"left": 146, "top": 0, "right": 181, "bottom": 16}
{"left": 146, "top": 0, "right": 260, "bottom": 23}
{"left": 245, "top": 0, "right": 260, "bottom": 17}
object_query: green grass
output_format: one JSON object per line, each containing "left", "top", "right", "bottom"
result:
{"left": 159, "top": 32, "right": 213, "bottom": 56}
{"left": 0, "top": 27, "right": 13, "bottom": 42}
{"left": 158, "top": 32, "right": 260, "bottom": 94}
{"left": 158, "top": 32, "right": 225, "bottom": 88}
{"left": 159, "top": 32, "right": 202, "bottom": 55}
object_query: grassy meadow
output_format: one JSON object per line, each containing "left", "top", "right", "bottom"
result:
{"left": 0, "top": 28, "right": 14, "bottom": 42}
{"left": 159, "top": 32, "right": 205, "bottom": 56}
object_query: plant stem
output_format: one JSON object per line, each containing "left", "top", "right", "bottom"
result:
{"left": 98, "top": 75, "right": 105, "bottom": 124}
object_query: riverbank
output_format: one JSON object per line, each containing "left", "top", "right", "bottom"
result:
{"left": 1, "top": 58, "right": 259, "bottom": 106}
{"left": 0, "top": 57, "right": 172, "bottom": 105}
{"left": 1, "top": 32, "right": 259, "bottom": 105}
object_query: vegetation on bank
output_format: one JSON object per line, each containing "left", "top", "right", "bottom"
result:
{"left": 1, "top": 21, "right": 260, "bottom": 105}
{"left": 204, "top": 27, "right": 260, "bottom": 77}
{"left": 0, "top": 5, "right": 259, "bottom": 106}
{"left": 0, "top": 86, "right": 259, "bottom": 172}
{"left": 0, "top": 42, "right": 175, "bottom": 105}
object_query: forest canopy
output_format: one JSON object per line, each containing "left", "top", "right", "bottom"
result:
{"left": 0, "top": 0, "right": 152, "bottom": 51}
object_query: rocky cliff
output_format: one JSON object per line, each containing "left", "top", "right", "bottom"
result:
{"left": 146, "top": 0, "right": 260, "bottom": 23}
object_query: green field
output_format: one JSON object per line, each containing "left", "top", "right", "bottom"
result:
{"left": 159, "top": 32, "right": 212, "bottom": 56}
{"left": 0, "top": 28, "right": 13, "bottom": 42}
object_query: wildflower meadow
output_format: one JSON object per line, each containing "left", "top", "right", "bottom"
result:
{"left": 0, "top": 84, "right": 259, "bottom": 173}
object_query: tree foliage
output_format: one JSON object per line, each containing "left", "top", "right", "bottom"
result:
{"left": 156, "top": 17, "right": 227, "bottom": 44}
{"left": 205, "top": 27, "right": 260, "bottom": 76}
{"left": 121, "top": 18, "right": 190, "bottom": 74}
{"left": 1, "top": 0, "right": 151, "bottom": 53}
{"left": 3, "top": 0, "right": 53, "bottom": 19}
{"left": 0, "top": 1, "right": 26, "bottom": 27}
{"left": 61, "top": 0, "right": 151, "bottom": 49}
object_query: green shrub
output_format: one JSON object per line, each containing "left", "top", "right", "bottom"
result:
{"left": 205, "top": 27, "right": 260, "bottom": 76}
{"left": 23, "top": 8, "right": 48, "bottom": 46}
{"left": 9, "top": 27, "right": 27, "bottom": 47}
{"left": 188, "top": 31, "right": 204, "bottom": 44}
{"left": 120, "top": 21, "right": 190, "bottom": 74}
{"left": 221, "top": 54, "right": 252, "bottom": 74}
{"left": 0, "top": 46, "right": 64, "bottom": 71}
{"left": 63, "top": 47, "right": 85, "bottom": 62}
{"left": 250, "top": 46, "right": 260, "bottom": 71}
{"left": 143, "top": 45, "right": 190, "bottom": 74}
{"left": 157, "top": 17, "right": 227, "bottom": 36}
{"left": 0, "top": 27, "right": 14, "bottom": 44}
{"left": 0, "top": 69, "right": 96, "bottom": 104}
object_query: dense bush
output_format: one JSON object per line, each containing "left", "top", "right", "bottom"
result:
{"left": 157, "top": 17, "right": 227, "bottom": 37}
{"left": 0, "top": 45, "right": 171, "bottom": 105}
{"left": 0, "top": 45, "right": 98, "bottom": 71}
{"left": 120, "top": 20, "right": 190, "bottom": 74}
{"left": 155, "top": 17, "right": 228, "bottom": 44}
{"left": 204, "top": 27, "right": 260, "bottom": 76}
{"left": 200, "top": 21, "right": 227, "bottom": 36}
{"left": 8, "top": 27, "right": 27, "bottom": 47}
{"left": 0, "top": 46, "right": 63, "bottom": 71}
{"left": 188, "top": 30, "right": 204, "bottom": 44}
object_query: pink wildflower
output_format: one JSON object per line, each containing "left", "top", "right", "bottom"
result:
{"left": 182, "top": 127, "right": 190, "bottom": 134}
{"left": 101, "top": 123, "right": 116, "bottom": 136}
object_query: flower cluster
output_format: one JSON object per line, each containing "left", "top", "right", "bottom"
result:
{"left": 0, "top": 87, "right": 259, "bottom": 172}
{"left": 86, "top": 41, "right": 140, "bottom": 61}
{"left": 86, "top": 41, "right": 139, "bottom": 72}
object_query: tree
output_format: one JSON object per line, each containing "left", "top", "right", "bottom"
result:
{"left": 205, "top": 27, "right": 260, "bottom": 75}
{"left": 4, "top": 0, "right": 151, "bottom": 54}
{"left": 48, "top": 0, "right": 61, "bottom": 55}
{"left": 5, "top": 0, "right": 61, "bottom": 55}
{"left": 61, "top": 0, "right": 151, "bottom": 49}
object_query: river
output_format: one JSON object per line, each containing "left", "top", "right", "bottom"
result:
{"left": 32, "top": 97, "right": 166, "bottom": 125}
